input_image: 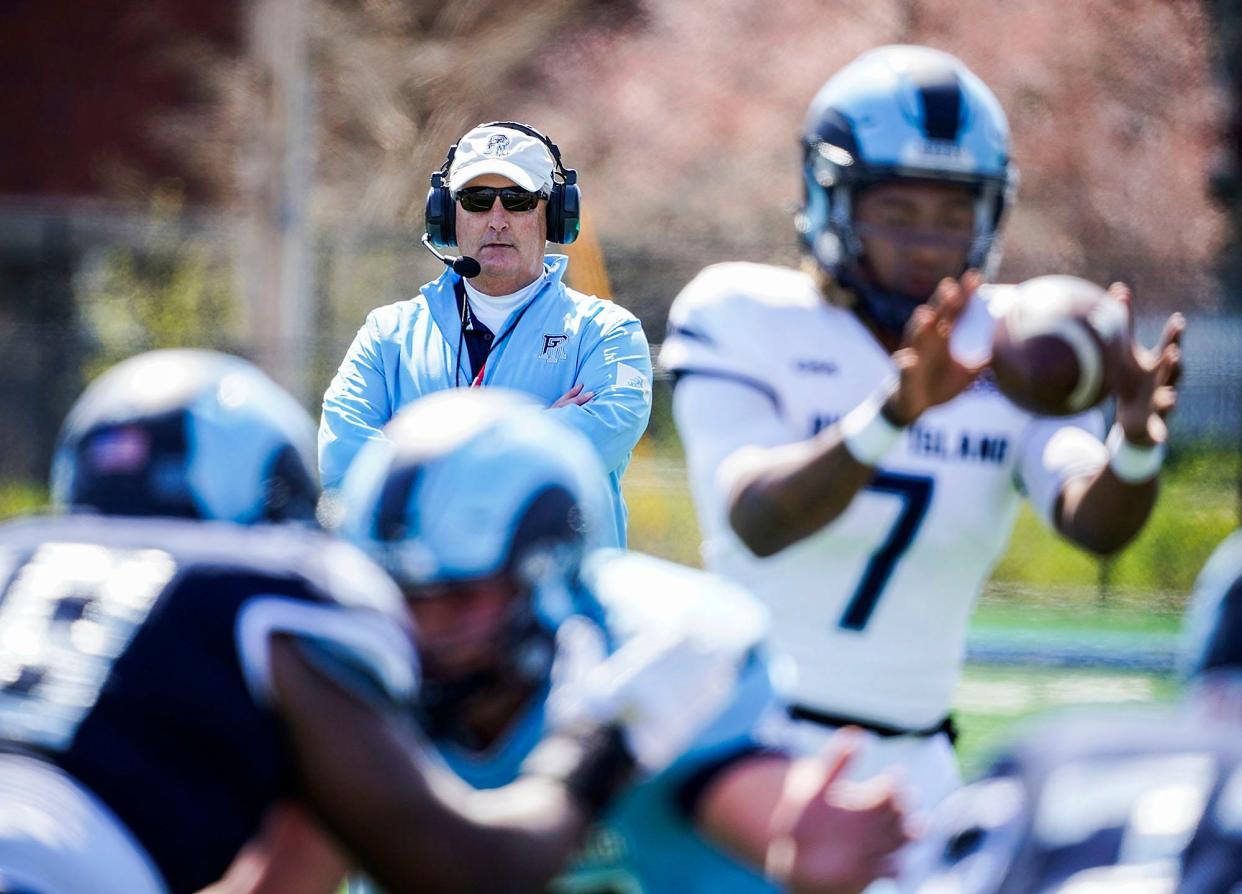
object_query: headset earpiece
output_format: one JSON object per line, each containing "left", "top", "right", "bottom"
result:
{"left": 426, "top": 122, "right": 582, "bottom": 248}
{"left": 424, "top": 153, "right": 458, "bottom": 248}
{"left": 544, "top": 167, "right": 581, "bottom": 245}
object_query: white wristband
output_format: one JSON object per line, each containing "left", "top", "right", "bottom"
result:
{"left": 1106, "top": 424, "right": 1166, "bottom": 484}
{"left": 841, "top": 397, "right": 903, "bottom": 466}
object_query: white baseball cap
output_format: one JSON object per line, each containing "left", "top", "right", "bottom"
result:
{"left": 447, "top": 124, "right": 556, "bottom": 195}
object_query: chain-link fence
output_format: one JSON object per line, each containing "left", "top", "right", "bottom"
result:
{"left": 2, "top": 206, "right": 1239, "bottom": 666}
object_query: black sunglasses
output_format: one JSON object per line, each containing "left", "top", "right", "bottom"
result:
{"left": 456, "top": 187, "right": 545, "bottom": 213}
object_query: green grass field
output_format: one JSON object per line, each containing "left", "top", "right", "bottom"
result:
{"left": 622, "top": 442, "right": 1234, "bottom": 776}
{"left": 2, "top": 443, "right": 1234, "bottom": 782}
{"left": 954, "top": 664, "right": 1178, "bottom": 775}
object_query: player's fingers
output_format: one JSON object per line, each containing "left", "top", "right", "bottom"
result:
{"left": 940, "top": 270, "right": 980, "bottom": 327}
{"left": 1108, "top": 282, "right": 1147, "bottom": 364}
{"left": 818, "top": 727, "right": 862, "bottom": 790}
{"left": 906, "top": 305, "right": 937, "bottom": 348}
{"left": 1156, "top": 341, "right": 1183, "bottom": 388}
{"left": 930, "top": 276, "right": 960, "bottom": 311}
{"left": 1157, "top": 311, "right": 1186, "bottom": 351}
{"left": 1154, "top": 385, "right": 1178, "bottom": 418}
{"left": 1105, "top": 287, "right": 1148, "bottom": 379}
{"left": 1109, "top": 282, "right": 1135, "bottom": 338}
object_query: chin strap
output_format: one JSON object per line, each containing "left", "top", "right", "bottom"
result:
{"left": 835, "top": 265, "right": 925, "bottom": 335}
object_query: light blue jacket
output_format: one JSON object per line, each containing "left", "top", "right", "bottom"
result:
{"left": 318, "top": 255, "right": 652, "bottom": 547}
{"left": 437, "top": 551, "right": 783, "bottom": 894}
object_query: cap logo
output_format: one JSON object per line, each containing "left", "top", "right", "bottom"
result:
{"left": 484, "top": 134, "right": 511, "bottom": 157}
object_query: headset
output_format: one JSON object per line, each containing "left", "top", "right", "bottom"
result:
{"left": 424, "top": 120, "right": 581, "bottom": 247}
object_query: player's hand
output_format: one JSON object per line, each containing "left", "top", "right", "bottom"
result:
{"left": 546, "top": 624, "right": 741, "bottom": 774}
{"left": 884, "top": 271, "right": 986, "bottom": 426}
{"left": 766, "top": 731, "right": 910, "bottom": 894}
{"left": 1106, "top": 282, "right": 1184, "bottom": 447}
{"left": 551, "top": 383, "right": 595, "bottom": 408}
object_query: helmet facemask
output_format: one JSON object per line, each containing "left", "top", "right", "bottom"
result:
{"left": 796, "top": 45, "right": 1017, "bottom": 335}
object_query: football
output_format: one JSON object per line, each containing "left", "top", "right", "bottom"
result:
{"left": 990, "top": 275, "right": 1128, "bottom": 416}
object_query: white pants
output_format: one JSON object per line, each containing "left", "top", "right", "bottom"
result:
{"left": 0, "top": 753, "right": 167, "bottom": 894}
{"left": 776, "top": 715, "right": 962, "bottom": 892}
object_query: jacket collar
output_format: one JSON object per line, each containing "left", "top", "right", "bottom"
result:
{"left": 420, "top": 255, "right": 570, "bottom": 353}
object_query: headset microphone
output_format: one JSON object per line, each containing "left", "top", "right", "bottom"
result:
{"left": 421, "top": 234, "right": 481, "bottom": 278}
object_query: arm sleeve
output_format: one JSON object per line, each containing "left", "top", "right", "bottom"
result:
{"left": 672, "top": 376, "right": 794, "bottom": 526}
{"left": 661, "top": 265, "right": 796, "bottom": 521}
{"left": 547, "top": 315, "right": 653, "bottom": 473}
{"left": 236, "top": 596, "right": 419, "bottom": 712}
{"left": 318, "top": 315, "right": 394, "bottom": 490}
{"left": 1015, "top": 410, "right": 1108, "bottom": 526}
{"left": 659, "top": 264, "right": 784, "bottom": 408}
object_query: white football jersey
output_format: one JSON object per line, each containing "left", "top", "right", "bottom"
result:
{"left": 661, "top": 262, "right": 1107, "bottom": 729}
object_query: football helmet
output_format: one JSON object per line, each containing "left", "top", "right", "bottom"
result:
{"left": 1180, "top": 529, "right": 1242, "bottom": 684}
{"left": 336, "top": 389, "right": 611, "bottom": 717}
{"left": 797, "top": 45, "right": 1016, "bottom": 332}
{"left": 51, "top": 349, "right": 318, "bottom": 524}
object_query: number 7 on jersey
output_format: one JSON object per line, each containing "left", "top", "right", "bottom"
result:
{"left": 837, "top": 471, "right": 934, "bottom": 631}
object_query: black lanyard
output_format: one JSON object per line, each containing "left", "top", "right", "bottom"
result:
{"left": 453, "top": 277, "right": 545, "bottom": 387}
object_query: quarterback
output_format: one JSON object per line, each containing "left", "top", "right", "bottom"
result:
{"left": 661, "top": 44, "right": 1185, "bottom": 818}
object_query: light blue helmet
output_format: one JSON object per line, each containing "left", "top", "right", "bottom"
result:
{"left": 1179, "top": 530, "right": 1242, "bottom": 684}
{"left": 797, "top": 45, "right": 1017, "bottom": 332}
{"left": 337, "top": 388, "right": 610, "bottom": 615}
{"left": 51, "top": 349, "right": 318, "bottom": 524}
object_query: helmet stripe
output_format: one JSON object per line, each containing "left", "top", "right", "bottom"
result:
{"left": 909, "top": 64, "right": 963, "bottom": 142}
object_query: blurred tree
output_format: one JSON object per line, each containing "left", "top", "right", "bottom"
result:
{"left": 172, "top": 0, "right": 1227, "bottom": 332}
{"left": 519, "top": 0, "right": 1223, "bottom": 324}
{"left": 1204, "top": 0, "right": 1242, "bottom": 309}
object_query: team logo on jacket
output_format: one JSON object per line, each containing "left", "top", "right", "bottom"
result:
{"left": 540, "top": 334, "right": 569, "bottom": 363}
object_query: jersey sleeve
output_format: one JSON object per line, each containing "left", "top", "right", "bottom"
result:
{"left": 236, "top": 537, "right": 419, "bottom": 711}
{"left": 663, "top": 266, "right": 801, "bottom": 524}
{"left": 660, "top": 264, "right": 784, "bottom": 410}
{"left": 235, "top": 596, "right": 419, "bottom": 712}
{"left": 1014, "top": 410, "right": 1108, "bottom": 526}
{"left": 673, "top": 376, "right": 795, "bottom": 535}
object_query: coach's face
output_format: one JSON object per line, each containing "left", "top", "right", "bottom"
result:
{"left": 853, "top": 181, "right": 975, "bottom": 301}
{"left": 455, "top": 173, "right": 548, "bottom": 297}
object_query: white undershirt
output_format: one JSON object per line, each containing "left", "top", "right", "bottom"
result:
{"left": 463, "top": 273, "right": 546, "bottom": 335}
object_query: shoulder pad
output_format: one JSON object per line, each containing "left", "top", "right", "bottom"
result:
{"left": 662, "top": 263, "right": 816, "bottom": 381}
{"left": 581, "top": 550, "right": 769, "bottom": 655}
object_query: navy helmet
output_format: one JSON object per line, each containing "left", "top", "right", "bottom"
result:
{"left": 797, "top": 45, "right": 1016, "bottom": 332}
{"left": 51, "top": 349, "right": 318, "bottom": 524}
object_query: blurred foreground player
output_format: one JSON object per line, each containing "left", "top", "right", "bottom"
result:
{"left": 661, "top": 45, "right": 1185, "bottom": 826}
{"left": 0, "top": 350, "right": 735, "bottom": 894}
{"left": 910, "top": 529, "right": 1242, "bottom": 893}
{"left": 328, "top": 389, "right": 909, "bottom": 894}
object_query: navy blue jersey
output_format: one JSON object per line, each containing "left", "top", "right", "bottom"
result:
{"left": 0, "top": 515, "right": 415, "bottom": 893}
{"left": 915, "top": 708, "right": 1242, "bottom": 893}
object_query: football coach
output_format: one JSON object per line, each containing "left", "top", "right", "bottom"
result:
{"left": 319, "top": 121, "right": 652, "bottom": 547}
